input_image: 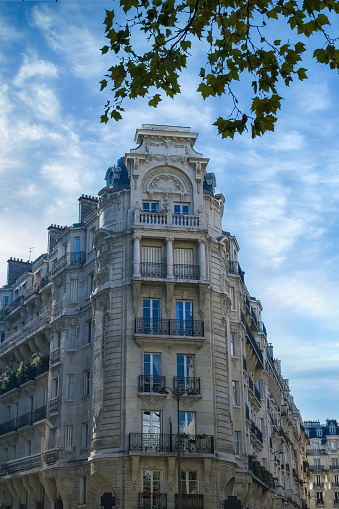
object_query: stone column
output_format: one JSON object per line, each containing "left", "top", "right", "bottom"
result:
{"left": 199, "top": 240, "right": 206, "bottom": 280}
{"left": 133, "top": 235, "right": 141, "bottom": 277}
{"left": 166, "top": 238, "right": 173, "bottom": 278}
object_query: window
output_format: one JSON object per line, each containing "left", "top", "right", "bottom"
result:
{"left": 174, "top": 204, "right": 190, "bottom": 215}
{"left": 3, "top": 296, "right": 9, "bottom": 307}
{"left": 143, "top": 353, "right": 161, "bottom": 392}
{"left": 316, "top": 429, "right": 323, "bottom": 437}
{"left": 0, "top": 331, "right": 5, "bottom": 343}
{"left": 52, "top": 377, "right": 59, "bottom": 398}
{"left": 179, "top": 412, "right": 196, "bottom": 435}
{"left": 330, "top": 425, "right": 337, "bottom": 435}
{"left": 176, "top": 354, "right": 195, "bottom": 392}
{"left": 143, "top": 202, "right": 159, "bottom": 213}
{"left": 181, "top": 471, "right": 198, "bottom": 494}
{"left": 86, "top": 321, "right": 92, "bottom": 344}
{"left": 314, "top": 459, "right": 321, "bottom": 468}
{"left": 234, "top": 431, "right": 242, "bottom": 456}
{"left": 80, "top": 477, "right": 87, "bottom": 505}
{"left": 332, "top": 458, "right": 339, "bottom": 468}
{"left": 55, "top": 285, "right": 63, "bottom": 303}
{"left": 69, "top": 326, "right": 77, "bottom": 350}
{"left": 173, "top": 248, "right": 196, "bottom": 279}
{"left": 315, "top": 475, "right": 322, "bottom": 486}
{"left": 230, "top": 287, "right": 235, "bottom": 310}
{"left": 335, "top": 492, "right": 339, "bottom": 502}
{"left": 82, "top": 423, "right": 89, "bottom": 450}
{"left": 230, "top": 333, "right": 237, "bottom": 356}
{"left": 142, "top": 412, "right": 161, "bottom": 452}
{"left": 334, "top": 474, "right": 339, "bottom": 485}
{"left": 66, "top": 374, "right": 75, "bottom": 400}
{"left": 70, "top": 279, "right": 78, "bottom": 302}
{"left": 142, "top": 470, "right": 161, "bottom": 494}
{"left": 65, "top": 425, "right": 73, "bottom": 452}
{"left": 88, "top": 274, "right": 94, "bottom": 294}
{"left": 26, "top": 440, "right": 32, "bottom": 457}
{"left": 11, "top": 445, "right": 16, "bottom": 461}
{"left": 143, "top": 299, "right": 161, "bottom": 334}
{"left": 175, "top": 301, "right": 193, "bottom": 336}
{"left": 313, "top": 442, "right": 320, "bottom": 452}
{"left": 232, "top": 380, "right": 240, "bottom": 406}
{"left": 316, "top": 492, "right": 324, "bottom": 502}
{"left": 141, "top": 247, "right": 163, "bottom": 277}
{"left": 56, "top": 331, "right": 61, "bottom": 349}
{"left": 83, "top": 370, "right": 90, "bottom": 396}
{"left": 331, "top": 441, "right": 338, "bottom": 451}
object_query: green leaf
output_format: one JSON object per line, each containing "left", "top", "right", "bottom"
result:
{"left": 296, "top": 67, "right": 308, "bottom": 80}
{"left": 148, "top": 93, "right": 162, "bottom": 107}
{"left": 99, "top": 79, "right": 108, "bottom": 91}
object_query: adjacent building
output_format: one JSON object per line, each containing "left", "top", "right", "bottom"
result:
{"left": 0, "top": 124, "right": 308, "bottom": 509}
{"left": 304, "top": 420, "right": 339, "bottom": 508}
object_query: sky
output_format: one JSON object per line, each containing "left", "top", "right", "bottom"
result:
{"left": 0, "top": 0, "right": 338, "bottom": 422}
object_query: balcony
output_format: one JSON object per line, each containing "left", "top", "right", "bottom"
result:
{"left": 50, "top": 348, "right": 61, "bottom": 365}
{"left": 0, "top": 418, "right": 18, "bottom": 437}
{"left": 129, "top": 433, "right": 214, "bottom": 454}
{"left": 331, "top": 465, "right": 339, "bottom": 471}
{"left": 51, "top": 251, "right": 86, "bottom": 274}
{"left": 173, "top": 264, "right": 200, "bottom": 280}
{"left": 245, "top": 325, "right": 263, "bottom": 367}
{"left": 250, "top": 420, "right": 263, "bottom": 445}
{"left": 136, "top": 211, "right": 201, "bottom": 230}
{"left": 315, "top": 501, "right": 324, "bottom": 506}
{"left": 18, "top": 412, "right": 32, "bottom": 428}
{"left": 307, "top": 449, "right": 327, "bottom": 455}
{"left": 227, "top": 261, "right": 245, "bottom": 283}
{"left": 175, "top": 494, "right": 204, "bottom": 509}
{"left": 138, "top": 492, "right": 167, "bottom": 509}
{"left": 48, "top": 397, "right": 59, "bottom": 415}
{"left": 44, "top": 448, "right": 59, "bottom": 466}
{"left": 334, "top": 500, "right": 339, "bottom": 505}
{"left": 135, "top": 319, "right": 204, "bottom": 338}
{"left": 34, "top": 405, "right": 47, "bottom": 422}
{"left": 313, "top": 482, "right": 324, "bottom": 489}
{"left": 0, "top": 453, "right": 42, "bottom": 476}
{"left": 173, "top": 377, "right": 200, "bottom": 395}
{"left": 243, "top": 356, "right": 247, "bottom": 372}
{"left": 332, "top": 482, "right": 339, "bottom": 488}
{"left": 308, "top": 465, "right": 325, "bottom": 471}
{"left": 248, "top": 377, "right": 261, "bottom": 405}
{"left": 141, "top": 262, "right": 167, "bottom": 278}
{"left": 4, "top": 296, "right": 23, "bottom": 317}
{"left": 139, "top": 375, "right": 166, "bottom": 393}
{"left": 278, "top": 427, "right": 288, "bottom": 442}
{"left": 245, "top": 404, "right": 250, "bottom": 421}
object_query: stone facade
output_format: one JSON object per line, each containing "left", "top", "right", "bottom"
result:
{"left": 304, "top": 420, "right": 339, "bottom": 508}
{"left": 0, "top": 125, "right": 308, "bottom": 509}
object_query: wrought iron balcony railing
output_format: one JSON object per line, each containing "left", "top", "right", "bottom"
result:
{"left": 227, "top": 261, "right": 245, "bottom": 283}
{"left": 129, "top": 433, "right": 214, "bottom": 454}
{"left": 44, "top": 448, "right": 59, "bottom": 465}
{"left": 175, "top": 494, "right": 204, "bottom": 509}
{"left": 4, "top": 296, "right": 24, "bottom": 317}
{"left": 135, "top": 318, "right": 204, "bottom": 337}
{"left": 141, "top": 262, "right": 167, "bottom": 278}
{"left": 50, "top": 348, "right": 61, "bottom": 364}
{"left": 250, "top": 421, "right": 263, "bottom": 444}
{"left": 245, "top": 325, "right": 264, "bottom": 366}
{"left": 48, "top": 397, "right": 59, "bottom": 415}
{"left": 34, "top": 405, "right": 47, "bottom": 422}
{"left": 0, "top": 418, "right": 18, "bottom": 437}
{"left": 173, "top": 264, "right": 200, "bottom": 280}
{"left": 139, "top": 375, "right": 166, "bottom": 393}
{"left": 308, "top": 465, "right": 325, "bottom": 471}
{"left": 173, "top": 377, "right": 200, "bottom": 395}
{"left": 245, "top": 404, "right": 250, "bottom": 420}
{"left": 313, "top": 482, "right": 324, "bottom": 489}
{"left": 0, "top": 453, "right": 42, "bottom": 476}
{"left": 18, "top": 412, "right": 32, "bottom": 428}
{"left": 138, "top": 492, "right": 167, "bottom": 509}
{"left": 51, "top": 251, "right": 86, "bottom": 274}
{"left": 243, "top": 356, "right": 247, "bottom": 372}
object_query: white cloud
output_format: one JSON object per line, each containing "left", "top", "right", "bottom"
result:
{"left": 16, "top": 84, "right": 61, "bottom": 122}
{"left": 14, "top": 55, "right": 58, "bottom": 87}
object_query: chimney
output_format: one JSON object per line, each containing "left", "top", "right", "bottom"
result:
{"left": 47, "top": 225, "right": 66, "bottom": 253}
{"left": 7, "top": 258, "right": 33, "bottom": 286}
{"left": 267, "top": 343, "right": 273, "bottom": 359}
{"left": 78, "top": 195, "right": 98, "bottom": 222}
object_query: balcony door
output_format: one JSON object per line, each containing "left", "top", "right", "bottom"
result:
{"left": 143, "top": 353, "right": 161, "bottom": 392}
{"left": 142, "top": 247, "right": 163, "bottom": 278}
{"left": 143, "top": 300, "right": 161, "bottom": 334}
{"left": 174, "top": 248, "right": 195, "bottom": 279}
{"left": 142, "top": 470, "right": 161, "bottom": 508}
{"left": 175, "top": 301, "right": 193, "bottom": 336}
{"left": 176, "top": 354, "right": 195, "bottom": 393}
{"left": 143, "top": 411, "right": 161, "bottom": 452}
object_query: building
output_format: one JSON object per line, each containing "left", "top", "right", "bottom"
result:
{"left": 304, "top": 420, "right": 339, "bottom": 508}
{"left": 0, "top": 124, "right": 308, "bottom": 509}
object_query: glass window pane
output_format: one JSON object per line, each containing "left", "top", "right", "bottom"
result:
{"left": 143, "top": 300, "right": 151, "bottom": 319}
{"left": 182, "top": 205, "right": 189, "bottom": 215}
{"left": 143, "top": 203, "right": 150, "bottom": 212}
{"left": 144, "top": 353, "right": 151, "bottom": 375}
{"left": 177, "top": 355, "right": 184, "bottom": 377}
{"left": 174, "top": 205, "right": 181, "bottom": 214}
{"left": 153, "top": 355, "right": 161, "bottom": 376}
{"left": 176, "top": 301, "right": 184, "bottom": 320}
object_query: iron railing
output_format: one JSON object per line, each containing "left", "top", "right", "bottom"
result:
{"left": 34, "top": 405, "right": 47, "bottom": 422}
{"left": 18, "top": 412, "right": 32, "bottom": 428}
{"left": 138, "top": 492, "right": 167, "bottom": 509}
{"left": 129, "top": 433, "right": 214, "bottom": 454}
{"left": 250, "top": 421, "right": 263, "bottom": 444}
{"left": 173, "top": 377, "right": 200, "bottom": 395}
{"left": 0, "top": 418, "right": 17, "bottom": 437}
{"left": 4, "top": 296, "right": 23, "bottom": 317}
{"left": 138, "top": 375, "right": 166, "bottom": 393}
{"left": 175, "top": 494, "right": 204, "bottom": 509}
{"left": 51, "top": 252, "right": 85, "bottom": 274}
{"left": 44, "top": 448, "right": 59, "bottom": 466}
{"left": 313, "top": 482, "right": 324, "bottom": 489}
{"left": 245, "top": 325, "right": 263, "bottom": 366}
{"left": 308, "top": 465, "right": 325, "bottom": 471}
{"left": 227, "top": 261, "right": 245, "bottom": 283}
{"left": 0, "top": 453, "right": 41, "bottom": 476}
{"left": 135, "top": 318, "right": 204, "bottom": 337}
{"left": 48, "top": 397, "right": 59, "bottom": 414}
{"left": 245, "top": 404, "right": 250, "bottom": 420}
{"left": 50, "top": 348, "right": 61, "bottom": 364}
{"left": 140, "top": 263, "right": 167, "bottom": 278}
{"left": 173, "top": 264, "right": 200, "bottom": 280}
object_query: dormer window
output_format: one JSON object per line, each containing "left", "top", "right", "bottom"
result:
{"left": 316, "top": 429, "right": 323, "bottom": 437}
{"left": 330, "top": 425, "right": 336, "bottom": 435}
{"left": 174, "top": 204, "right": 189, "bottom": 215}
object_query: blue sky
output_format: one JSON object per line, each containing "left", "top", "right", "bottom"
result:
{"left": 0, "top": 1, "right": 338, "bottom": 421}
